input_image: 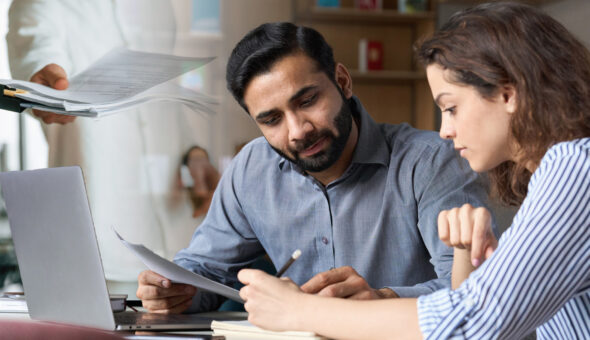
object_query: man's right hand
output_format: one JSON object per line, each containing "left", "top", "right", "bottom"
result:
{"left": 136, "top": 270, "right": 197, "bottom": 314}
{"left": 29, "top": 63, "right": 76, "bottom": 125}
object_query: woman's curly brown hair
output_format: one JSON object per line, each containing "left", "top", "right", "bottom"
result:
{"left": 416, "top": 2, "right": 590, "bottom": 206}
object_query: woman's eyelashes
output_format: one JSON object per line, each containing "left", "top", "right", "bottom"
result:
{"left": 443, "top": 106, "right": 456, "bottom": 115}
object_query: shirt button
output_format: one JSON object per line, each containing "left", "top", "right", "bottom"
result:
{"left": 321, "top": 237, "right": 329, "bottom": 245}
{"left": 464, "top": 298, "right": 475, "bottom": 308}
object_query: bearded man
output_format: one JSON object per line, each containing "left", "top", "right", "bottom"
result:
{"left": 136, "top": 22, "right": 491, "bottom": 313}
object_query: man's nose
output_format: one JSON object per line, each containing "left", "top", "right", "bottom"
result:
{"left": 287, "top": 113, "right": 313, "bottom": 142}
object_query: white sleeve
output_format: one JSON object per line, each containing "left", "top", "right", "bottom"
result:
{"left": 6, "top": 0, "right": 71, "bottom": 80}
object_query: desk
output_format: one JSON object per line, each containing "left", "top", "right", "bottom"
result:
{"left": 0, "top": 310, "right": 247, "bottom": 339}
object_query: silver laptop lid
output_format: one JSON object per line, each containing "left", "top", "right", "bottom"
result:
{"left": 0, "top": 166, "right": 116, "bottom": 330}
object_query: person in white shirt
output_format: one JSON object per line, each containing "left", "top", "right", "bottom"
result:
{"left": 6, "top": 0, "right": 214, "bottom": 298}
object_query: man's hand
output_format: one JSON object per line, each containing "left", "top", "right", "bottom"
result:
{"left": 29, "top": 63, "right": 76, "bottom": 124}
{"left": 136, "top": 270, "right": 197, "bottom": 314}
{"left": 438, "top": 204, "right": 498, "bottom": 268}
{"left": 300, "top": 266, "right": 398, "bottom": 299}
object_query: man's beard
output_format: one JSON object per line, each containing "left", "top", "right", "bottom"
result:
{"left": 271, "top": 98, "right": 353, "bottom": 173}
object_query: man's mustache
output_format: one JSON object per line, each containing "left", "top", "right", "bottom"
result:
{"left": 291, "top": 130, "right": 333, "bottom": 154}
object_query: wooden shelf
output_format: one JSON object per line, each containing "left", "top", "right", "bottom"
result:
{"left": 437, "top": 0, "right": 562, "bottom": 5}
{"left": 349, "top": 70, "right": 426, "bottom": 83}
{"left": 297, "top": 7, "right": 435, "bottom": 25}
{"left": 292, "top": 0, "right": 437, "bottom": 130}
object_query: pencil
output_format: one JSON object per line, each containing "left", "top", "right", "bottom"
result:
{"left": 275, "top": 249, "right": 301, "bottom": 277}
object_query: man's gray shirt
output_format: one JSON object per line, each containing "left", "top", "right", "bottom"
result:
{"left": 175, "top": 97, "right": 490, "bottom": 312}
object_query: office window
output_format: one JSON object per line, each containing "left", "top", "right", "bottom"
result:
{"left": 0, "top": 0, "right": 48, "bottom": 292}
{"left": 191, "top": 0, "right": 220, "bottom": 33}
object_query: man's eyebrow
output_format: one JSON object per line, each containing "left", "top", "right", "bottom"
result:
{"left": 434, "top": 92, "right": 450, "bottom": 106}
{"left": 288, "top": 85, "right": 318, "bottom": 103}
{"left": 255, "top": 109, "right": 280, "bottom": 122}
{"left": 254, "top": 85, "right": 319, "bottom": 121}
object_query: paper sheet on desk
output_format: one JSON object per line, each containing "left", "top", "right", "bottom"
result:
{"left": 113, "top": 228, "right": 243, "bottom": 303}
{"left": 0, "top": 297, "right": 28, "bottom": 313}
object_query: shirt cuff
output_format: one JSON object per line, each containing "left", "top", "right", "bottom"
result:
{"left": 417, "top": 289, "right": 457, "bottom": 337}
{"left": 184, "top": 290, "right": 205, "bottom": 314}
{"left": 389, "top": 286, "right": 437, "bottom": 298}
{"left": 417, "top": 287, "right": 485, "bottom": 339}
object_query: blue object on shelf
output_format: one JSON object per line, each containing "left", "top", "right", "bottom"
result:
{"left": 317, "top": 0, "right": 341, "bottom": 7}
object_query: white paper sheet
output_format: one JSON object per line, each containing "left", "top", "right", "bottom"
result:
{"left": 112, "top": 228, "right": 243, "bottom": 304}
{"left": 0, "top": 296, "right": 28, "bottom": 313}
{"left": 0, "top": 48, "right": 215, "bottom": 117}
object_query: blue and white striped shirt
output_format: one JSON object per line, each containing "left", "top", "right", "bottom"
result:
{"left": 417, "top": 138, "right": 590, "bottom": 339}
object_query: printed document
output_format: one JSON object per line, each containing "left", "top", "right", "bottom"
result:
{"left": 211, "top": 320, "right": 327, "bottom": 339}
{"left": 113, "top": 228, "right": 243, "bottom": 304}
{"left": 0, "top": 48, "right": 215, "bottom": 117}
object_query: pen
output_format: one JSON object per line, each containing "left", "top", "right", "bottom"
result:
{"left": 275, "top": 249, "right": 301, "bottom": 277}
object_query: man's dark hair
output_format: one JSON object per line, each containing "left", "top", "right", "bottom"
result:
{"left": 226, "top": 22, "right": 336, "bottom": 112}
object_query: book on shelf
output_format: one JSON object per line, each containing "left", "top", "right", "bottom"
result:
{"left": 358, "top": 39, "right": 384, "bottom": 72}
{"left": 354, "top": 0, "right": 382, "bottom": 10}
{"left": 398, "top": 0, "right": 428, "bottom": 13}
{"left": 316, "top": 0, "right": 340, "bottom": 7}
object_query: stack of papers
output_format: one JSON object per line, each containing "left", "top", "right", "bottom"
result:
{"left": 0, "top": 294, "right": 28, "bottom": 313}
{"left": 211, "top": 320, "right": 328, "bottom": 339}
{"left": 0, "top": 48, "right": 216, "bottom": 118}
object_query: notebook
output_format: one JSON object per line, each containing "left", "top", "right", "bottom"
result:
{"left": 211, "top": 320, "right": 327, "bottom": 339}
{"left": 0, "top": 166, "right": 229, "bottom": 331}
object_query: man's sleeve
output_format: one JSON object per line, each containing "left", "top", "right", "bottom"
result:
{"left": 392, "top": 139, "right": 491, "bottom": 297}
{"left": 174, "top": 152, "right": 265, "bottom": 312}
{"left": 6, "top": 0, "right": 71, "bottom": 80}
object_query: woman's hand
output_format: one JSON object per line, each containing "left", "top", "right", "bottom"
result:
{"left": 438, "top": 204, "right": 498, "bottom": 287}
{"left": 238, "top": 269, "right": 307, "bottom": 331}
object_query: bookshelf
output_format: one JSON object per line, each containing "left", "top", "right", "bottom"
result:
{"left": 293, "top": 0, "right": 437, "bottom": 130}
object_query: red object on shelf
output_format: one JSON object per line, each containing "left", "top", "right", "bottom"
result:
{"left": 355, "top": 0, "right": 383, "bottom": 10}
{"left": 367, "top": 40, "right": 383, "bottom": 70}
{"left": 358, "top": 39, "right": 384, "bottom": 71}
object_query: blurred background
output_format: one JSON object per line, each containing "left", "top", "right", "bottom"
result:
{"left": 0, "top": 0, "right": 587, "bottom": 295}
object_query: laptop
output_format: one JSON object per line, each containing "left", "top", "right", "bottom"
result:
{"left": 0, "top": 166, "right": 234, "bottom": 331}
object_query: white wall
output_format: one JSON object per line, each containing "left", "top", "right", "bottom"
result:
{"left": 543, "top": 0, "right": 590, "bottom": 49}
{"left": 0, "top": 0, "right": 48, "bottom": 171}
{"left": 216, "top": 0, "right": 293, "bottom": 159}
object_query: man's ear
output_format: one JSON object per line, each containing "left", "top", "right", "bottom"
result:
{"left": 335, "top": 63, "right": 353, "bottom": 99}
{"left": 502, "top": 85, "right": 517, "bottom": 114}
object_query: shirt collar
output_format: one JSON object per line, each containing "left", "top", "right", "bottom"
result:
{"left": 277, "top": 95, "right": 391, "bottom": 171}
{"left": 349, "top": 96, "right": 390, "bottom": 167}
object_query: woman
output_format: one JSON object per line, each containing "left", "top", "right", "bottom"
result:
{"left": 237, "top": 3, "right": 590, "bottom": 339}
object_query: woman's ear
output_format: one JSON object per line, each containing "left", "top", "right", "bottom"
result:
{"left": 502, "top": 85, "right": 517, "bottom": 114}
{"left": 334, "top": 63, "right": 353, "bottom": 99}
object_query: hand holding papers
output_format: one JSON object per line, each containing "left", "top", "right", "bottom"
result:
{"left": 0, "top": 48, "right": 216, "bottom": 118}
{"left": 112, "top": 228, "right": 243, "bottom": 304}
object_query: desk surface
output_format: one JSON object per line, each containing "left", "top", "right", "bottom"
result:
{"left": 0, "top": 310, "right": 248, "bottom": 338}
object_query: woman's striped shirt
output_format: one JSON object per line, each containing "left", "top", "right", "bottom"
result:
{"left": 417, "top": 138, "right": 590, "bottom": 339}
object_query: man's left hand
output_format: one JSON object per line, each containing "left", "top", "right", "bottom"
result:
{"left": 300, "top": 266, "right": 398, "bottom": 299}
